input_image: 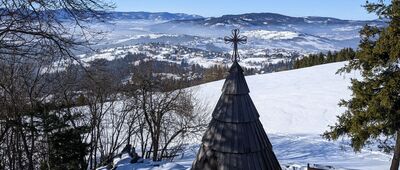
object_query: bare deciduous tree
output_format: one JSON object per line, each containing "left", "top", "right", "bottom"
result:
{"left": 130, "top": 64, "right": 209, "bottom": 162}
{"left": 0, "top": 1, "right": 114, "bottom": 169}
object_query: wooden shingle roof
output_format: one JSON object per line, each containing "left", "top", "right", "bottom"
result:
{"left": 192, "top": 61, "right": 281, "bottom": 170}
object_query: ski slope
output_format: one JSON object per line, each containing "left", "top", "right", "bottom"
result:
{"left": 111, "top": 62, "right": 392, "bottom": 170}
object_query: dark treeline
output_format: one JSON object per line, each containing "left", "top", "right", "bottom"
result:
{"left": 261, "top": 60, "right": 294, "bottom": 73}
{"left": 293, "top": 48, "right": 356, "bottom": 69}
{"left": 76, "top": 52, "right": 272, "bottom": 90}
{"left": 201, "top": 64, "right": 258, "bottom": 84}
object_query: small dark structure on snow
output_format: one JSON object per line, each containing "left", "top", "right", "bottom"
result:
{"left": 191, "top": 29, "right": 281, "bottom": 170}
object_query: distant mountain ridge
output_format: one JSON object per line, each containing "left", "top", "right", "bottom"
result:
{"left": 0, "top": 8, "right": 203, "bottom": 21}
{"left": 106, "top": 11, "right": 203, "bottom": 21}
{"left": 64, "top": 11, "right": 386, "bottom": 67}
{"left": 167, "top": 12, "right": 382, "bottom": 27}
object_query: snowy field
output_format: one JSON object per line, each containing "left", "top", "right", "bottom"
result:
{"left": 111, "top": 62, "right": 392, "bottom": 170}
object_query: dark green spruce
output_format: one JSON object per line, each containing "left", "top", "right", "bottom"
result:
{"left": 324, "top": 1, "right": 400, "bottom": 169}
{"left": 293, "top": 48, "right": 356, "bottom": 69}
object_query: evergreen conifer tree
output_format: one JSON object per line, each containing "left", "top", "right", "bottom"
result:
{"left": 324, "top": 1, "right": 400, "bottom": 169}
{"left": 47, "top": 127, "right": 89, "bottom": 170}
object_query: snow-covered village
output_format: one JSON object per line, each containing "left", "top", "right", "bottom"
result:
{"left": 1, "top": 0, "right": 400, "bottom": 170}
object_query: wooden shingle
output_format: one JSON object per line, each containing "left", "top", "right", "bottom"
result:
{"left": 192, "top": 61, "right": 281, "bottom": 170}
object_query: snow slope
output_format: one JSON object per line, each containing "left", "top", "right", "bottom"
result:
{"left": 242, "top": 30, "right": 300, "bottom": 40}
{"left": 195, "top": 62, "right": 356, "bottom": 134}
{"left": 112, "top": 62, "right": 392, "bottom": 170}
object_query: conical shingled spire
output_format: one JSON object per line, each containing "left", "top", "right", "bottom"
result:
{"left": 222, "top": 61, "right": 249, "bottom": 95}
{"left": 191, "top": 60, "right": 281, "bottom": 170}
{"left": 192, "top": 29, "right": 281, "bottom": 169}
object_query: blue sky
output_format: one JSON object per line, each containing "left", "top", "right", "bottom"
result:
{"left": 113, "top": 0, "right": 377, "bottom": 20}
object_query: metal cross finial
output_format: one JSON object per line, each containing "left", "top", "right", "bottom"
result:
{"left": 224, "top": 29, "right": 247, "bottom": 62}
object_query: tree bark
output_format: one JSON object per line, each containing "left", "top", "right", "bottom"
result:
{"left": 152, "top": 136, "right": 159, "bottom": 161}
{"left": 391, "top": 130, "right": 400, "bottom": 170}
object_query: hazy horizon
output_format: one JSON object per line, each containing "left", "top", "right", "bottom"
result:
{"left": 113, "top": 0, "right": 378, "bottom": 20}
{"left": 109, "top": 10, "right": 380, "bottom": 21}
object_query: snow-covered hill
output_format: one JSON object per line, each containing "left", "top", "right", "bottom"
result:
{"left": 106, "top": 12, "right": 202, "bottom": 21}
{"left": 110, "top": 62, "right": 392, "bottom": 170}
{"left": 195, "top": 62, "right": 355, "bottom": 134}
{"left": 78, "top": 12, "right": 385, "bottom": 72}
{"left": 89, "top": 12, "right": 384, "bottom": 51}
{"left": 55, "top": 10, "right": 203, "bottom": 21}
{"left": 69, "top": 12, "right": 385, "bottom": 73}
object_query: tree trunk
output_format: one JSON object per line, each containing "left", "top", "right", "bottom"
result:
{"left": 29, "top": 114, "right": 34, "bottom": 170}
{"left": 391, "top": 130, "right": 400, "bottom": 170}
{"left": 152, "top": 136, "right": 159, "bottom": 161}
